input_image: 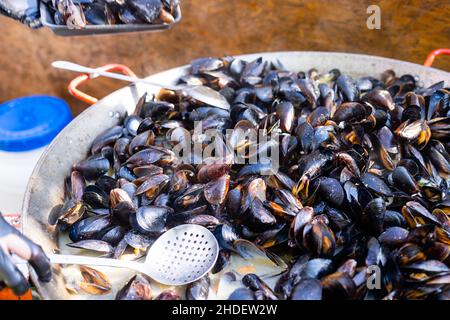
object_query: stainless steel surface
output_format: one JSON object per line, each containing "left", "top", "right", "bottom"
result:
{"left": 40, "top": 2, "right": 182, "bottom": 36}
{"left": 52, "top": 61, "right": 172, "bottom": 88}
{"left": 49, "top": 224, "right": 219, "bottom": 286}
{"left": 52, "top": 61, "right": 231, "bottom": 109}
{"left": 22, "top": 51, "right": 450, "bottom": 300}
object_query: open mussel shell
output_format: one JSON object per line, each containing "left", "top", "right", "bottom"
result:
{"left": 395, "top": 243, "right": 427, "bottom": 266}
{"left": 154, "top": 290, "right": 182, "bottom": 300}
{"left": 135, "top": 174, "right": 169, "bottom": 196}
{"left": 115, "top": 274, "right": 153, "bottom": 300}
{"left": 243, "top": 197, "right": 277, "bottom": 232}
{"left": 290, "top": 206, "right": 314, "bottom": 247}
{"left": 402, "top": 201, "right": 441, "bottom": 228}
{"left": 426, "top": 242, "right": 450, "bottom": 262}
{"left": 204, "top": 174, "right": 230, "bottom": 205}
{"left": 242, "top": 274, "right": 278, "bottom": 300}
{"left": 67, "top": 240, "right": 113, "bottom": 254}
{"left": 78, "top": 266, "right": 112, "bottom": 296}
{"left": 57, "top": 200, "right": 85, "bottom": 231}
{"left": 232, "top": 239, "right": 287, "bottom": 270}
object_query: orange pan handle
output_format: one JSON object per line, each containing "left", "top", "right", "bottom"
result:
{"left": 424, "top": 48, "right": 450, "bottom": 67}
{"left": 68, "top": 64, "right": 138, "bottom": 105}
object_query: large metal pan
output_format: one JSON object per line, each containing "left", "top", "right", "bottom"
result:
{"left": 22, "top": 51, "right": 450, "bottom": 300}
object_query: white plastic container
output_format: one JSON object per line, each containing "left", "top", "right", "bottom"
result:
{"left": 0, "top": 96, "right": 72, "bottom": 215}
{"left": 0, "top": 148, "right": 47, "bottom": 214}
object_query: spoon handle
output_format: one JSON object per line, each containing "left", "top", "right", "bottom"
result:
{"left": 49, "top": 254, "right": 145, "bottom": 273}
{"left": 52, "top": 61, "right": 180, "bottom": 91}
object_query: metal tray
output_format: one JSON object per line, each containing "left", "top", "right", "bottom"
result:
{"left": 40, "top": 2, "right": 181, "bottom": 36}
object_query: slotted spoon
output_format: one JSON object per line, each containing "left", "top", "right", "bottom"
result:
{"left": 49, "top": 224, "right": 219, "bottom": 286}
{"left": 52, "top": 60, "right": 230, "bottom": 110}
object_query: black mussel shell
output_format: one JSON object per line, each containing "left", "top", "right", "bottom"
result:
{"left": 361, "top": 173, "right": 393, "bottom": 197}
{"left": 186, "top": 276, "right": 210, "bottom": 300}
{"left": 213, "top": 224, "right": 240, "bottom": 251}
{"left": 101, "top": 226, "right": 128, "bottom": 246}
{"left": 228, "top": 288, "right": 256, "bottom": 300}
{"left": 316, "top": 177, "right": 345, "bottom": 207}
{"left": 300, "top": 258, "right": 333, "bottom": 279}
{"left": 113, "top": 201, "right": 136, "bottom": 225}
{"left": 127, "top": 0, "right": 163, "bottom": 23}
{"left": 124, "top": 115, "right": 143, "bottom": 136}
{"left": 124, "top": 230, "right": 155, "bottom": 250}
{"left": 378, "top": 227, "right": 409, "bottom": 247}
{"left": 211, "top": 250, "right": 231, "bottom": 274}
{"left": 73, "top": 154, "right": 110, "bottom": 181}
{"left": 290, "top": 278, "right": 322, "bottom": 300}
{"left": 392, "top": 166, "right": 418, "bottom": 195}
{"left": 321, "top": 272, "right": 356, "bottom": 299}
{"left": 91, "top": 126, "right": 123, "bottom": 155}
{"left": 95, "top": 175, "right": 117, "bottom": 195}
{"left": 82, "top": 185, "right": 110, "bottom": 209}
{"left": 362, "top": 198, "right": 386, "bottom": 235}
{"left": 69, "top": 215, "right": 113, "bottom": 242}
{"left": 129, "top": 206, "right": 169, "bottom": 235}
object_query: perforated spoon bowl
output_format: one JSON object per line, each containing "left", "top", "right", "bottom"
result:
{"left": 49, "top": 224, "right": 219, "bottom": 286}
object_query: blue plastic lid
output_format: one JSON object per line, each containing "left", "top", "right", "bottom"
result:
{"left": 0, "top": 95, "right": 72, "bottom": 152}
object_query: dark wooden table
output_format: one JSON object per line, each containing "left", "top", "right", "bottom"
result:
{"left": 0, "top": 0, "right": 449, "bottom": 115}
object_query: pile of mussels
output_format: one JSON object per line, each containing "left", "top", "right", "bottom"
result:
{"left": 46, "top": 0, "right": 178, "bottom": 29}
{"left": 55, "top": 55, "right": 450, "bottom": 300}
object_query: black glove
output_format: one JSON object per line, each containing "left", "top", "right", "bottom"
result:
{"left": 0, "top": 0, "right": 42, "bottom": 28}
{"left": 0, "top": 214, "right": 51, "bottom": 296}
